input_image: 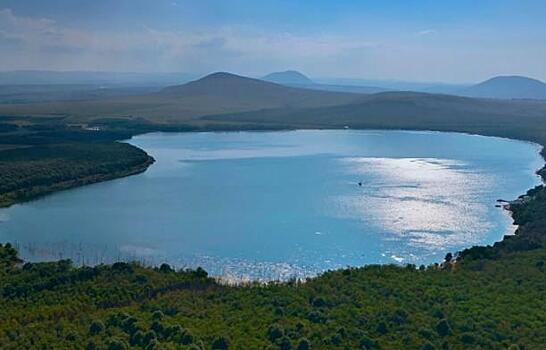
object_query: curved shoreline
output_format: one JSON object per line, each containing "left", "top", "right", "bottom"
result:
{"left": 124, "top": 128, "right": 546, "bottom": 270}
{"left": 0, "top": 142, "right": 155, "bottom": 209}
{"left": 2, "top": 128, "right": 544, "bottom": 272}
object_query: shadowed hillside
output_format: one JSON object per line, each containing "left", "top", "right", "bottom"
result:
{"left": 202, "top": 91, "right": 546, "bottom": 141}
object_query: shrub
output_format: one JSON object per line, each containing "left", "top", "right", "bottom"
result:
{"left": 310, "top": 296, "right": 327, "bottom": 307}
{"left": 130, "top": 330, "right": 145, "bottom": 346}
{"left": 459, "top": 333, "right": 476, "bottom": 344}
{"left": 278, "top": 336, "right": 292, "bottom": 350}
{"left": 435, "top": 319, "right": 451, "bottom": 337}
{"left": 89, "top": 320, "right": 105, "bottom": 335}
{"left": 159, "top": 263, "right": 173, "bottom": 273}
{"left": 267, "top": 324, "right": 284, "bottom": 341}
{"left": 376, "top": 321, "right": 388, "bottom": 335}
{"left": 296, "top": 338, "right": 311, "bottom": 350}
{"left": 422, "top": 341, "right": 436, "bottom": 350}
{"left": 107, "top": 339, "right": 128, "bottom": 350}
{"left": 211, "top": 336, "right": 230, "bottom": 350}
{"left": 359, "top": 335, "right": 378, "bottom": 349}
{"left": 152, "top": 310, "right": 164, "bottom": 321}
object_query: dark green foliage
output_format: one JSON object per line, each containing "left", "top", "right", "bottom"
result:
{"left": 108, "top": 339, "right": 128, "bottom": 350}
{"left": 436, "top": 319, "right": 452, "bottom": 337}
{"left": 277, "top": 336, "right": 292, "bottom": 350}
{"left": 422, "top": 341, "right": 436, "bottom": 350}
{"left": 296, "top": 338, "right": 310, "bottom": 350}
{"left": 267, "top": 324, "right": 285, "bottom": 342}
{"left": 359, "top": 335, "right": 379, "bottom": 349}
{"left": 158, "top": 263, "right": 174, "bottom": 273}
{"left": 0, "top": 142, "right": 153, "bottom": 207}
{"left": 211, "top": 336, "right": 230, "bottom": 350}
{"left": 0, "top": 243, "right": 21, "bottom": 268}
{"left": 376, "top": 321, "right": 389, "bottom": 335}
{"left": 151, "top": 310, "right": 164, "bottom": 321}
{"left": 89, "top": 320, "right": 105, "bottom": 335}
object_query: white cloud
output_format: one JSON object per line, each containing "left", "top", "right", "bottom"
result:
{"left": 416, "top": 29, "right": 437, "bottom": 36}
{"left": 0, "top": 7, "right": 382, "bottom": 74}
{"left": 0, "top": 8, "right": 545, "bottom": 82}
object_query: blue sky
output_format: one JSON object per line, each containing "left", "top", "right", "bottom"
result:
{"left": 1, "top": 0, "right": 545, "bottom": 82}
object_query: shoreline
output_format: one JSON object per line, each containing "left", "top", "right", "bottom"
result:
{"left": 0, "top": 141, "right": 155, "bottom": 209}
{"left": 0, "top": 156, "right": 154, "bottom": 209}
{"left": 2, "top": 127, "right": 544, "bottom": 275}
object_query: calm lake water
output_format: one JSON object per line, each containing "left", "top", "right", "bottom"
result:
{"left": 0, "top": 130, "right": 543, "bottom": 280}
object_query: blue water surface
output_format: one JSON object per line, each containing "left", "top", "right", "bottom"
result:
{"left": 0, "top": 130, "right": 543, "bottom": 280}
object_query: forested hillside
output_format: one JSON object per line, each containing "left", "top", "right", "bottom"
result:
{"left": 0, "top": 119, "right": 154, "bottom": 208}
{"left": 0, "top": 142, "right": 153, "bottom": 207}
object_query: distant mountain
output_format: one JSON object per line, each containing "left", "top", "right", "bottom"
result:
{"left": 460, "top": 76, "right": 546, "bottom": 100}
{"left": 315, "top": 77, "right": 469, "bottom": 94}
{"left": 262, "top": 70, "right": 387, "bottom": 94}
{"left": 159, "top": 72, "right": 360, "bottom": 111}
{"left": 0, "top": 72, "right": 362, "bottom": 122}
{"left": 262, "top": 70, "right": 314, "bottom": 85}
{"left": 203, "top": 90, "right": 546, "bottom": 132}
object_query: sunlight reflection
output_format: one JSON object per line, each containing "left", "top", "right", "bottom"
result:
{"left": 333, "top": 157, "right": 495, "bottom": 251}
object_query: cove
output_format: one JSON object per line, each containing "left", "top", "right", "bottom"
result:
{"left": 0, "top": 130, "right": 543, "bottom": 280}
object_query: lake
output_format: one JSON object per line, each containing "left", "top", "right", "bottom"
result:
{"left": 0, "top": 130, "right": 543, "bottom": 280}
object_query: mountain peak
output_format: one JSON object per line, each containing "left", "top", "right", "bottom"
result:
{"left": 461, "top": 75, "right": 546, "bottom": 100}
{"left": 197, "top": 71, "right": 249, "bottom": 81}
{"left": 160, "top": 72, "right": 280, "bottom": 96}
{"left": 479, "top": 75, "right": 546, "bottom": 87}
{"left": 262, "top": 70, "right": 314, "bottom": 85}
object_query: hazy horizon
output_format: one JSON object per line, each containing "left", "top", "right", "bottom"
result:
{"left": 1, "top": 1, "right": 546, "bottom": 83}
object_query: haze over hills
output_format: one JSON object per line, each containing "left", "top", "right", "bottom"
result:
{"left": 262, "top": 70, "right": 314, "bottom": 85}
{"left": 262, "top": 70, "right": 388, "bottom": 94}
{"left": 0, "top": 70, "right": 196, "bottom": 86}
{"left": 460, "top": 76, "right": 546, "bottom": 100}
{"left": 265, "top": 72, "right": 546, "bottom": 99}
{"left": 2, "top": 71, "right": 546, "bottom": 131}
{"left": 202, "top": 90, "right": 546, "bottom": 141}
{"left": 0, "top": 72, "right": 362, "bottom": 122}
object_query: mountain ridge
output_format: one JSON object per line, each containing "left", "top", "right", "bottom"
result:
{"left": 460, "top": 75, "right": 546, "bottom": 100}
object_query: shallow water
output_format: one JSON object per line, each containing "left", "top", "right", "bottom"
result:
{"left": 0, "top": 130, "right": 543, "bottom": 280}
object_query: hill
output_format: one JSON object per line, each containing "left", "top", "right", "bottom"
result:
{"left": 203, "top": 91, "right": 546, "bottom": 140}
{"left": 263, "top": 71, "right": 387, "bottom": 94}
{"left": 262, "top": 70, "right": 314, "bottom": 85}
{"left": 0, "top": 72, "right": 362, "bottom": 123}
{"left": 460, "top": 75, "right": 546, "bottom": 100}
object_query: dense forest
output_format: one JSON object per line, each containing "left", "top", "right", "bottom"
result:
{"left": 0, "top": 119, "right": 154, "bottom": 208}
